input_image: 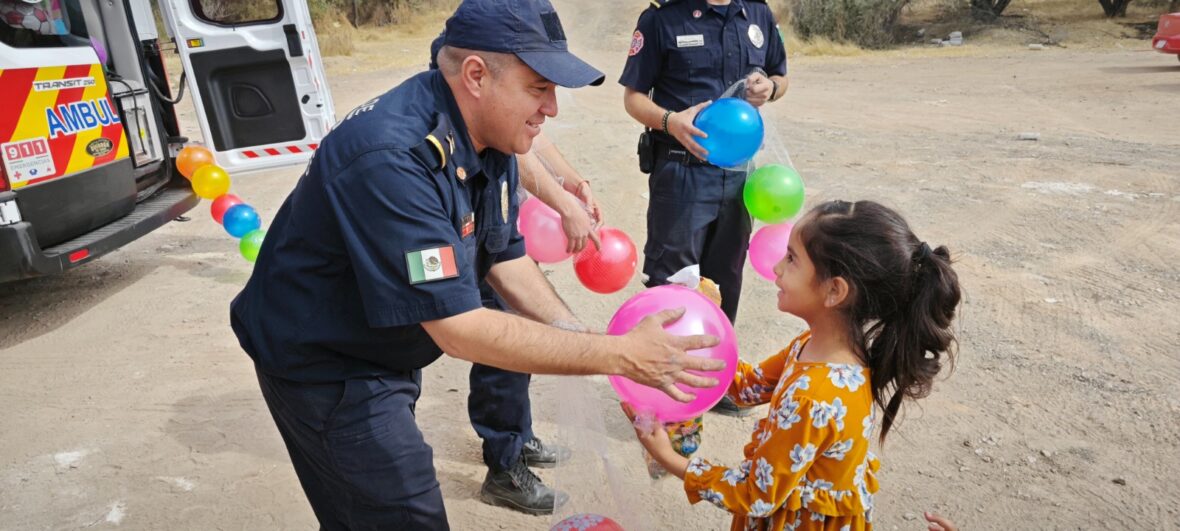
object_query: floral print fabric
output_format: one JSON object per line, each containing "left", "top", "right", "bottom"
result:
{"left": 683, "top": 331, "right": 880, "bottom": 531}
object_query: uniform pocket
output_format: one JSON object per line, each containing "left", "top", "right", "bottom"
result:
{"left": 326, "top": 378, "right": 438, "bottom": 506}
{"left": 668, "top": 48, "right": 714, "bottom": 74}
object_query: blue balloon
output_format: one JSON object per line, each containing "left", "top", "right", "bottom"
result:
{"left": 693, "top": 97, "right": 764, "bottom": 167}
{"left": 223, "top": 203, "right": 262, "bottom": 238}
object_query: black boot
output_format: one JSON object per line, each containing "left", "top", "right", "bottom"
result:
{"left": 710, "top": 395, "right": 754, "bottom": 417}
{"left": 479, "top": 456, "right": 569, "bottom": 516}
{"left": 522, "top": 436, "right": 571, "bottom": 469}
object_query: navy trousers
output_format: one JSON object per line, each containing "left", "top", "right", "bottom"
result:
{"left": 256, "top": 367, "right": 449, "bottom": 530}
{"left": 642, "top": 156, "right": 752, "bottom": 323}
{"left": 468, "top": 282, "right": 534, "bottom": 472}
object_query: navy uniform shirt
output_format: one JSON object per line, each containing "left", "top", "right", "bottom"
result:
{"left": 619, "top": 0, "right": 788, "bottom": 113}
{"left": 230, "top": 69, "right": 525, "bottom": 383}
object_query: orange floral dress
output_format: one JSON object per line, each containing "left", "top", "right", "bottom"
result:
{"left": 683, "top": 331, "right": 881, "bottom": 531}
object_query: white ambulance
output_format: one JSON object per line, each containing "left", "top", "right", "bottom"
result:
{"left": 0, "top": 0, "right": 334, "bottom": 282}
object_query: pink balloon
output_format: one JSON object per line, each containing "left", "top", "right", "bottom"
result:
{"left": 518, "top": 196, "right": 571, "bottom": 263}
{"left": 607, "top": 285, "right": 738, "bottom": 422}
{"left": 749, "top": 222, "right": 792, "bottom": 282}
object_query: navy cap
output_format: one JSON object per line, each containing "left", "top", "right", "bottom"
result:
{"left": 441, "top": 0, "right": 604, "bottom": 88}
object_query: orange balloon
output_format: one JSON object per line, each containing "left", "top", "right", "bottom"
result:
{"left": 176, "top": 145, "right": 214, "bottom": 179}
{"left": 191, "top": 165, "right": 232, "bottom": 200}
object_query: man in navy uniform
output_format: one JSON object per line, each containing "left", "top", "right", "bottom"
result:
{"left": 619, "top": 0, "right": 788, "bottom": 415}
{"left": 230, "top": 1, "right": 724, "bottom": 528}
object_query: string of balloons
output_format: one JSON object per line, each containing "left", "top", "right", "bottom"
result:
{"left": 174, "top": 145, "right": 266, "bottom": 262}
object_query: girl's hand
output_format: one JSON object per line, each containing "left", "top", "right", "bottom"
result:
{"left": 621, "top": 402, "right": 674, "bottom": 456}
{"left": 925, "top": 512, "right": 958, "bottom": 531}
{"left": 573, "top": 180, "right": 604, "bottom": 229}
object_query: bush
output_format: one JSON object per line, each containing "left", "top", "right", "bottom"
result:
{"left": 788, "top": 0, "right": 912, "bottom": 48}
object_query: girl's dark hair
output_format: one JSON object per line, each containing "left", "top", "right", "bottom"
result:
{"left": 798, "top": 200, "right": 961, "bottom": 443}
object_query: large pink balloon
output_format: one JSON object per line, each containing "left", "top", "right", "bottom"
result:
{"left": 749, "top": 222, "right": 792, "bottom": 282}
{"left": 517, "top": 196, "right": 572, "bottom": 263}
{"left": 607, "top": 285, "right": 738, "bottom": 422}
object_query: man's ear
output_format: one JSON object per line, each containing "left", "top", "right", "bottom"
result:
{"left": 460, "top": 55, "right": 489, "bottom": 98}
{"left": 825, "top": 276, "right": 850, "bottom": 309}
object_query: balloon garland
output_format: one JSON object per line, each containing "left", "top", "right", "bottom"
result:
{"left": 176, "top": 145, "right": 266, "bottom": 262}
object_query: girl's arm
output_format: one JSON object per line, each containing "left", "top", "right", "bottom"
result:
{"left": 633, "top": 395, "right": 843, "bottom": 517}
{"left": 728, "top": 346, "right": 791, "bottom": 407}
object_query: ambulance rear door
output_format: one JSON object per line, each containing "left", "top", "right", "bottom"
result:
{"left": 157, "top": 0, "right": 335, "bottom": 173}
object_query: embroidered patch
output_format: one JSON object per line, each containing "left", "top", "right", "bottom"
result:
{"left": 406, "top": 246, "right": 459, "bottom": 284}
{"left": 628, "top": 30, "right": 644, "bottom": 56}
{"left": 748, "top": 24, "right": 765, "bottom": 49}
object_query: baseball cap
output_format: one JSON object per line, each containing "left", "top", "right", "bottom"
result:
{"left": 440, "top": 0, "right": 605, "bottom": 88}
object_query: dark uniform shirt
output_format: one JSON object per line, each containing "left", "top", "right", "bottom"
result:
{"left": 230, "top": 69, "right": 525, "bottom": 383}
{"left": 619, "top": 0, "right": 788, "bottom": 113}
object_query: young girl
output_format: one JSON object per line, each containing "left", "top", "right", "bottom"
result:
{"left": 625, "top": 200, "right": 962, "bottom": 530}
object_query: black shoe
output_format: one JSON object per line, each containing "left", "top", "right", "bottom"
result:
{"left": 710, "top": 396, "right": 754, "bottom": 417}
{"left": 522, "top": 436, "right": 571, "bottom": 469}
{"left": 480, "top": 457, "right": 569, "bottom": 516}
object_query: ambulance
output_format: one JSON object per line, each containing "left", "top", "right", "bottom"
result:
{"left": 0, "top": 0, "right": 334, "bottom": 282}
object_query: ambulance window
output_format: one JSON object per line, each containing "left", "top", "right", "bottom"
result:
{"left": 191, "top": 0, "right": 282, "bottom": 26}
{"left": 0, "top": 0, "right": 85, "bottom": 48}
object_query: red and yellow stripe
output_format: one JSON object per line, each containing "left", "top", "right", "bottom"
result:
{"left": 0, "top": 63, "right": 128, "bottom": 189}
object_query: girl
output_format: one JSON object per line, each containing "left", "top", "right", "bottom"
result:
{"left": 625, "top": 200, "right": 962, "bottom": 530}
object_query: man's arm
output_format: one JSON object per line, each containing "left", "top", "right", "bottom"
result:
{"left": 422, "top": 307, "right": 723, "bottom": 402}
{"left": 485, "top": 254, "right": 577, "bottom": 326}
{"left": 623, "top": 88, "right": 711, "bottom": 161}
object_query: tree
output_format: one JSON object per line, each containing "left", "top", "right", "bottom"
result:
{"left": 1097, "top": 0, "right": 1133, "bottom": 17}
{"left": 971, "top": 0, "right": 1014, "bottom": 17}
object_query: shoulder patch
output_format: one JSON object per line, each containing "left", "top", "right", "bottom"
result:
{"left": 628, "top": 30, "right": 644, "bottom": 56}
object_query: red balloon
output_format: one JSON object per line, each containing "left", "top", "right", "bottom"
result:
{"left": 211, "top": 194, "right": 244, "bottom": 224}
{"left": 573, "top": 227, "right": 637, "bottom": 294}
{"left": 551, "top": 514, "right": 625, "bottom": 531}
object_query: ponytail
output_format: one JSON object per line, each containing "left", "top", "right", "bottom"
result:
{"left": 798, "top": 201, "right": 962, "bottom": 444}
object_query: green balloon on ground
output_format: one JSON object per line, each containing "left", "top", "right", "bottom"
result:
{"left": 744, "top": 164, "right": 805, "bottom": 223}
{"left": 240, "top": 229, "right": 266, "bottom": 263}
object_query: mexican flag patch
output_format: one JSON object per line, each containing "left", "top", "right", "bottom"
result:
{"left": 406, "top": 246, "right": 459, "bottom": 284}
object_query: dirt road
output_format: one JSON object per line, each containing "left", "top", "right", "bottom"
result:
{"left": 2, "top": 5, "right": 1178, "bottom": 529}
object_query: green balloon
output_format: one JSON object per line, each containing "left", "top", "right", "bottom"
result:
{"left": 239, "top": 229, "right": 266, "bottom": 263}
{"left": 744, "top": 164, "right": 805, "bottom": 223}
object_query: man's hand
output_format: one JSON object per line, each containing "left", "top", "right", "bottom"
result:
{"left": 618, "top": 308, "right": 724, "bottom": 402}
{"left": 556, "top": 192, "right": 600, "bottom": 253}
{"left": 744, "top": 72, "right": 774, "bottom": 107}
{"left": 666, "top": 101, "right": 711, "bottom": 161}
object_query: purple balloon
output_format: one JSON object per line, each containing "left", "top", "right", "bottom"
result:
{"left": 607, "top": 285, "right": 738, "bottom": 422}
{"left": 517, "top": 196, "right": 571, "bottom": 264}
{"left": 89, "top": 36, "right": 108, "bottom": 65}
{"left": 748, "top": 222, "right": 793, "bottom": 282}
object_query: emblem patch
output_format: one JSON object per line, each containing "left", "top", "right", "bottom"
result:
{"left": 748, "top": 24, "right": 765, "bottom": 48}
{"left": 406, "top": 246, "right": 459, "bottom": 284}
{"left": 628, "top": 30, "right": 644, "bottom": 56}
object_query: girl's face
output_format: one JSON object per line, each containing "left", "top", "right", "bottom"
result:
{"left": 772, "top": 221, "right": 826, "bottom": 320}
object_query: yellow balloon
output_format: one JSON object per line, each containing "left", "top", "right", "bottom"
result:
{"left": 191, "top": 165, "right": 231, "bottom": 200}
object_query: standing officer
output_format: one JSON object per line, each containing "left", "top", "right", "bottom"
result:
{"left": 619, "top": 0, "right": 788, "bottom": 414}
{"left": 230, "top": 1, "right": 723, "bottom": 528}
{"left": 431, "top": 33, "right": 605, "bottom": 515}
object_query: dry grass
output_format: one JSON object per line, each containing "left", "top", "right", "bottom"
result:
{"left": 773, "top": 0, "right": 1166, "bottom": 57}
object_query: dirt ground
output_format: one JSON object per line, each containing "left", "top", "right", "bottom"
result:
{"left": 3, "top": 1, "right": 1180, "bottom": 529}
